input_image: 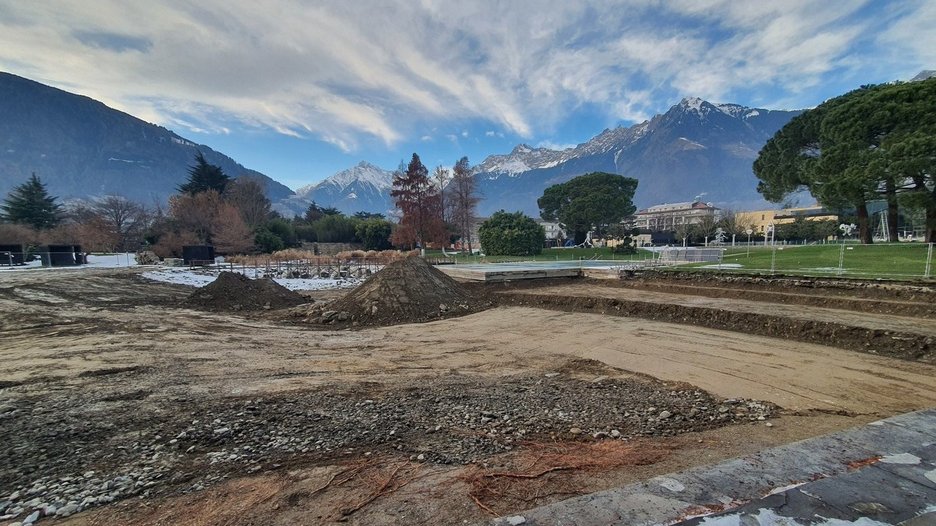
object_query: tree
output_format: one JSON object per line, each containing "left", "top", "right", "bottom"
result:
{"left": 433, "top": 165, "right": 452, "bottom": 223}
{"left": 178, "top": 151, "right": 231, "bottom": 195}
{"left": 224, "top": 177, "right": 271, "bottom": 229}
{"left": 355, "top": 218, "right": 393, "bottom": 250}
{"left": 82, "top": 195, "right": 149, "bottom": 251}
{"left": 265, "top": 218, "right": 298, "bottom": 247}
{"left": 754, "top": 79, "right": 936, "bottom": 243}
{"left": 254, "top": 228, "right": 285, "bottom": 253}
{"left": 478, "top": 211, "right": 545, "bottom": 256}
{"left": 353, "top": 211, "right": 385, "bottom": 220}
{"left": 212, "top": 204, "right": 255, "bottom": 254}
{"left": 311, "top": 214, "right": 358, "bottom": 243}
{"left": 168, "top": 190, "right": 225, "bottom": 242}
{"left": 449, "top": 156, "right": 480, "bottom": 253}
{"left": 1, "top": 173, "right": 62, "bottom": 229}
{"left": 390, "top": 153, "right": 446, "bottom": 249}
{"left": 303, "top": 202, "right": 342, "bottom": 223}
{"left": 538, "top": 172, "right": 638, "bottom": 244}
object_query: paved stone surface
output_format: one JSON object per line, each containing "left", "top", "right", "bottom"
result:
{"left": 491, "top": 409, "right": 936, "bottom": 525}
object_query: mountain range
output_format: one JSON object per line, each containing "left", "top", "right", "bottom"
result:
{"left": 473, "top": 97, "right": 800, "bottom": 215}
{"left": 276, "top": 161, "right": 396, "bottom": 217}
{"left": 1, "top": 71, "right": 802, "bottom": 217}
{"left": 288, "top": 98, "right": 802, "bottom": 217}
{"left": 0, "top": 72, "right": 292, "bottom": 205}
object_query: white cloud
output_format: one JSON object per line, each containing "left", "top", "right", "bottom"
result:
{"left": 0, "top": 0, "right": 929, "bottom": 149}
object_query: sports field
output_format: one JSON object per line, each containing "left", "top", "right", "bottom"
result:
{"left": 688, "top": 243, "right": 933, "bottom": 279}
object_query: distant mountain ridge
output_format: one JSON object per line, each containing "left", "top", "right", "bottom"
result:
{"left": 290, "top": 97, "right": 803, "bottom": 217}
{"left": 276, "top": 161, "right": 395, "bottom": 216}
{"left": 0, "top": 72, "right": 292, "bottom": 205}
{"left": 470, "top": 97, "right": 802, "bottom": 215}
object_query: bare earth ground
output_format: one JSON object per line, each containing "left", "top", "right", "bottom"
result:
{"left": 2, "top": 269, "right": 936, "bottom": 525}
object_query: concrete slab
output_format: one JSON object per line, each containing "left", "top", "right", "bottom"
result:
{"left": 489, "top": 409, "right": 936, "bottom": 526}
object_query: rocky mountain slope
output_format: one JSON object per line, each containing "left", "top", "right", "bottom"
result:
{"left": 290, "top": 98, "right": 802, "bottom": 218}
{"left": 276, "top": 161, "right": 395, "bottom": 217}
{"left": 473, "top": 98, "right": 802, "bottom": 216}
{"left": 0, "top": 72, "right": 292, "bottom": 204}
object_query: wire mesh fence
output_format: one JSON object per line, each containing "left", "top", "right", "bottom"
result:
{"left": 677, "top": 242, "right": 935, "bottom": 279}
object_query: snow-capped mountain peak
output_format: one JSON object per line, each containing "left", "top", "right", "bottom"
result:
{"left": 323, "top": 161, "right": 393, "bottom": 191}
{"left": 476, "top": 144, "right": 568, "bottom": 176}
{"left": 295, "top": 161, "right": 394, "bottom": 198}
{"left": 677, "top": 97, "right": 764, "bottom": 120}
{"left": 680, "top": 96, "right": 706, "bottom": 112}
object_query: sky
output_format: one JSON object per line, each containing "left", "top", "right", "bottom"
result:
{"left": 1, "top": 0, "right": 934, "bottom": 191}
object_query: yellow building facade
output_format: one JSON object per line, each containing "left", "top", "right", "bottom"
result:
{"left": 736, "top": 206, "right": 838, "bottom": 234}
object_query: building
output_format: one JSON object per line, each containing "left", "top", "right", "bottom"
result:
{"left": 536, "top": 221, "right": 566, "bottom": 243}
{"left": 736, "top": 205, "right": 838, "bottom": 235}
{"left": 632, "top": 200, "right": 720, "bottom": 231}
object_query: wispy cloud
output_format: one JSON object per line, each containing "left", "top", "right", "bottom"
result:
{"left": 0, "top": 0, "right": 929, "bottom": 151}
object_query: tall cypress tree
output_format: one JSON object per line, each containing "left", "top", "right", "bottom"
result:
{"left": 178, "top": 151, "right": 230, "bottom": 195}
{"left": 0, "top": 173, "right": 62, "bottom": 229}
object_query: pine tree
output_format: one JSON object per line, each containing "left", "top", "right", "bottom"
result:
{"left": 0, "top": 173, "right": 62, "bottom": 229}
{"left": 178, "top": 151, "right": 231, "bottom": 195}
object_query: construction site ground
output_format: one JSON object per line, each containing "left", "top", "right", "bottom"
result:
{"left": 2, "top": 268, "right": 936, "bottom": 525}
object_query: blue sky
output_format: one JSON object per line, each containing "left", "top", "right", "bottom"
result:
{"left": 1, "top": 0, "right": 934, "bottom": 191}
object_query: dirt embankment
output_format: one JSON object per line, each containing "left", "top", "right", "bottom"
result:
{"left": 3, "top": 268, "right": 936, "bottom": 524}
{"left": 485, "top": 276, "right": 936, "bottom": 364}
{"left": 615, "top": 271, "right": 936, "bottom": 318}
{"left": 298, "top": 257, "right": 493, "bottom": 327}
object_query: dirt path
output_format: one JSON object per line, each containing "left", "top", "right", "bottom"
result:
{"left": 3, "top": 269, "right": 936, "bottom": 525}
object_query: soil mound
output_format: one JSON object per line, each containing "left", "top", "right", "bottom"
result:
{"left": 184, "top": 272, "right": 307, "bottom": 311}
{"left": 308, "top": 256, "right": 490, "bottom": 326}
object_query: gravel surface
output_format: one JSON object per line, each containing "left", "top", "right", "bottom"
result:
{"left": 0, "top": 366, "right": 775, "bottom": 523}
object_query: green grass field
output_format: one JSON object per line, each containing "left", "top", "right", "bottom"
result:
{"left": 683, "top": 243, "right": 933, "bottom": 279}
{"left": 425, "top": 246, "right": 655, "bottom": 263}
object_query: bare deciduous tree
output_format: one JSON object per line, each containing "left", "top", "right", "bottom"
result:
{"left": 224, "top": 176, "right": 271, "bottom": 229}
{"left": 212, "top": 204, "right": 255, "bottom": 253}
{"left": 433, "top": 165, "right": 452, "bottom": 223}
{"left": 449, "top": 156, "right": 480, "bottom": 253}
{"left": 91, "top": 195, "right": 149, "bottom": 251}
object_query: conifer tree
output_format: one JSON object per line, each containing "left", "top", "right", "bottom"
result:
{"left": 178, "top": 151, "right": 230, "bottom": 195}
{"left": 0, "top": 173, "right": 62, "bottom": 229}
{"left": 390, "top": 153, "right": 446, "bottom": 249}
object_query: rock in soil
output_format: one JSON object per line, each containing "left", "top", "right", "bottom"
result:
{"left": 0, "top": 363, "right": 776, "bottom": 521}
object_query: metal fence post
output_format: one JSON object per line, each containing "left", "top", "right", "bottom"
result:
{"left": 926, "top": 242, "right": 933, "bottom": 279}
{"left": 770, "top": 246, "right": 777, "bottom": 275}
{"left": 838, "top": 243, "right": 846, "bottom": 276}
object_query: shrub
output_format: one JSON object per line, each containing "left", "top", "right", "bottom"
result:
{"left": 478, "top": 211, "right": 545, "bottom": 256}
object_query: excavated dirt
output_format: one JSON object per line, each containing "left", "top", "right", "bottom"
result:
{"left": 493, "top": 280, "right": 936, "bottom": 364}
{"left": 303, "top": 256, "right": 492, "bottom": 327}
{"left": 636, "top": 270, "right": 936, "bottom": 303}
{"left": 4, "top": 267, "right": 936, "bottom": 525}
{"left": 184, "top": 272, "right": 307, "bottom": 312}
